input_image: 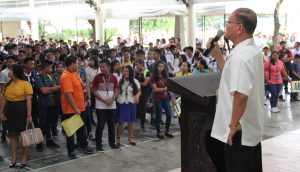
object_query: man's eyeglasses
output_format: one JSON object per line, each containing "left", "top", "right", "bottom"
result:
{"left": 226, "top": 21, "right": 242, "bottom": 25}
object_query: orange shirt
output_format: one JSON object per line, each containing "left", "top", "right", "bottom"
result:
{"left": 60, "top": 70, "right": 85, "bottom": 114}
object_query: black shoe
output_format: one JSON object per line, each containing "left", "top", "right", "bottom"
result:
{"left": 279, "top": 95, "right": 283, "bottom": 99}
{"left": 9, "top": 163, "right": 16, "bottom": 168}
{"left": 19, "top": 163, "right": 27, "bottom": 169}
{"left": 96, "top": 146, "right": 104, "bottom": 152}
{"left": 46, "top": 140, "right": 60, "bottom": 148}
{"left": 295, "top": 98, "right": 300, "bottom": 101}
{"left": 157, "top": 134, "right": 164, "bottom": 139}
{"left": 0, "top": 155, "right": 3, "bottom": 161}
{"left": 36, "top": 143, "right": 44, "bottom": 151}
{"left": 79, "top": 146, "right": 93, "bottom": 154}
{"left": 68, "top": 151, "right": 77, "bottom": 159}
{"left": 165, "top": 133, "right": 174, "bottom": 138}
{"left": 110, "top": 144, "right": 119, "bottom": 149}
{"left": 290, "top": 99, "right": 296, "bottom": 102}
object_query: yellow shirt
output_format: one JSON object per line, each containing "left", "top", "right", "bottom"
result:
{"left": 120, "top": 61, "right": 132, "bottom": 68}
{"left": 175, "top": 72, "right": 192, "bottom": 77}
{"left": 5, "top": 80, "right": 33, "bottom": 101}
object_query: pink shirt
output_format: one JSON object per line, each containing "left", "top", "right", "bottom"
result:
{"left": 264, "top": 60, "right": 284, "bottom": 84}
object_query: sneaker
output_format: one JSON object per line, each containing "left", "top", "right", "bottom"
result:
{"left": 271, "top": 107, "right": 279, "bottom": 113}
{"left": 275, "top": 107, "right": 281, "bottom": 112}
{"left": 68, "top": 151, "right": 77, "bottom": 159}
{"left": 96, "top": 146, "right": 104, "bottom": 152}
{"left": 79, "top": 146, "right": 93, "bottom": 154}
{"left": 110, "top": 144, "right": 120, "bottom": 149}
{"left": 36, "top": 143, "right": 44, "bottom": 151}
{"left": 46, "top": 140, "right": 60, "bottom": 148}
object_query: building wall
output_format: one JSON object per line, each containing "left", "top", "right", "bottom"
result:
{"left": 0, "top": 21, "right": 21, "bottom": 38}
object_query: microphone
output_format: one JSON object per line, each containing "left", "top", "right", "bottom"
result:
{"left": 203, "top": 30, "right": 224, "bottom": 57}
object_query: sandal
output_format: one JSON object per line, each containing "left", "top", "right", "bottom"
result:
{"left": 128, "top": 137, "right": 136, "bottom": 146}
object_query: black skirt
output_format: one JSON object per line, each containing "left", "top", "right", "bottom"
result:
{"left": 4, "top": 100, "right": 27, "bottom": 133}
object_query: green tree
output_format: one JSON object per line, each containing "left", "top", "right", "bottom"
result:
{"left": 104, "top": 28, "right": 118, "bottom": 44}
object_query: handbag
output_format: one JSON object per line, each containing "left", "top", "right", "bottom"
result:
{"left": 20, "top": 123, "right": 44, "bottom": 147}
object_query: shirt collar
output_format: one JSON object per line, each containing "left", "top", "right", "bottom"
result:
{"left": 227, "top": 38, "right": 255, "bottom": 60}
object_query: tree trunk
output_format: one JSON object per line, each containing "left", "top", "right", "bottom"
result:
{"left": 88, "top": 19, "right": 96, "bottom": 41}
{"left": 272, "top": 0, "right": 283, "bottom": 51}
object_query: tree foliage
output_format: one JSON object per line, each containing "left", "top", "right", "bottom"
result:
{"left": 130, "top": 17, "right": 175, "bottom": 33}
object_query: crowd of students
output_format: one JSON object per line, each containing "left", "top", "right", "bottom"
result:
{"left": 0, "top": 37, "right": 216, "bottom": 167}
{"left": 1, "top": 35, "right": 298, "bottom": 167}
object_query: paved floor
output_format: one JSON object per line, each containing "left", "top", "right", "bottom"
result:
{"left": 1, "top": 94, "right": 300, "bottom": 172}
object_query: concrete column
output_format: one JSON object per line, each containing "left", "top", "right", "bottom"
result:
{"left": 95, "top": 8, "right": 104, "bottom": 44}
{"left": 30, "top": 17, "right": 39, "bottom": 41}
{"left": 186, "top": 0, "right": 196, "bottom": 47}
{"left": 29, "top": 0, "right": 39, "bottom": 40}
{"left": 175, "top": 15, "right": 186, "bottom": 48}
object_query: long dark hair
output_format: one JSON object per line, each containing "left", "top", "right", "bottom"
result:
{"left": 270, "top": 51, "right": 279, "bottom": 65}
{"left": 152, "top": 60, "right": 168, "bottom": 81}
{"left": 90, "top": 56, "right": 99, "bottom": 69}
{"left": 5, "top": 64, "right": 25, "bottom": 89}
{"left": 119, "top": 65, "right": 138, "bottom": 96}
{"left": 110, "top": 60, "right": 120, "bottom": 76}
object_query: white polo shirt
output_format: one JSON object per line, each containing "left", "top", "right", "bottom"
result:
{"left": 211, "top": 38, "right": 264, "bottom": 147}
{"left": 166, "top": 52, "right": 175, "bottom": 75}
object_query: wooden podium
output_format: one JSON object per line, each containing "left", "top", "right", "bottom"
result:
{"left": 168, "top": 73, "right": 225, "bottom": 172}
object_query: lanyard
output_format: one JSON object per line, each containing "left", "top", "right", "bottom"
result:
{"left": 102, "top": 74, "right": 111, "bottom": 96}
{"left": 124, "top": 81, "right": 130, "bottom": 99}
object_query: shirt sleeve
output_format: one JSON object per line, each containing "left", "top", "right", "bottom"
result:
{"left": 60, "top": 76, "right": 74, "bottom": 93}
{"left": 112, "top": 75, "right": 118, "bottom": 89}
{"left": 92, "top": 75, "right": 99, "bottom": 89}
{"left": 34, "top": 75, "right": 44, "bottom": 89}
{"left": 229, "top": 58, "right": 253, "bottom": 96}
{"left": 135, "top": 79, "right": 141, "bottom": 89}
{"left": 24, "top": 81, "right": 33, "bottom": 95}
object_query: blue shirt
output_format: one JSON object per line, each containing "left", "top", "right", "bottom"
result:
{"left": 291, "top": 62, "right": 300, "bottom": 80}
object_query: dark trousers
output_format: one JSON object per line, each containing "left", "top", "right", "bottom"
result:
{"left": 155, "top": 99, "right": 172, "bottom": 134}
{"left": 89, "top": 92, "right": 96, "bottom": 125}
{"left": 95, "top": 109, "right": 116, "bottom": 147}
{"left": 32, "top": 98, "right": 39, "bottom": 128}
{"left": 38, "top": 101, "right": 54, "bottom": 139}
{"left": 85, "top": 106, "right": 92, "bottom": 133}
{"left": 270, "top": 84, "right": 282, "bottom": 108}
{"left": 137, "top": 95, "right": 148, "bottom": 126}
{"left": 61, "top": 112, "right": 88, "bottom": 153}
{"left": 52, "top": 105, "right": 61, "bottom": 135}
{"left": 224, "top": 131, "right": 262, "bottom": 172}
{"left": 284, "top": 62, "right": 292, "bottom": 92}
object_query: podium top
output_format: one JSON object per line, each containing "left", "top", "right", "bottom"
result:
{"left": 168, "top": 73, "right": 220, "bottom": 101}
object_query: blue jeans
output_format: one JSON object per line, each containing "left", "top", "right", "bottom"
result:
{"left": 270, "top": 84, "right": 282, "bottom": 108}
{"left": 155, "top": 99, "right": 172, "bottom": 135}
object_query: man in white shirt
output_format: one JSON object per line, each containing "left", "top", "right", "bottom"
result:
{"left": 165, "top": 45, "right": 177, "bottom": 77}
{"left": 292, "top": 42, "right": 300, "bottom": 58}
{"left": 210, "top": 8, "right": 264, "bottom": 172}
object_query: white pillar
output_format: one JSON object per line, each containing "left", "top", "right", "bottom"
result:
{"left": 30, "top": 17, "right": 39, "bottom": 41}
{"left": 186, "top": 0, "right": 196, "bottom": 47}
{"left": 95, "top": 8, "right": 104, "bottom": 44}
{"left": 175, "top": 15, "right": 186, "bottom": 49}
{"left": 29, "top": 0, "right": 39, "bottom": 40}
